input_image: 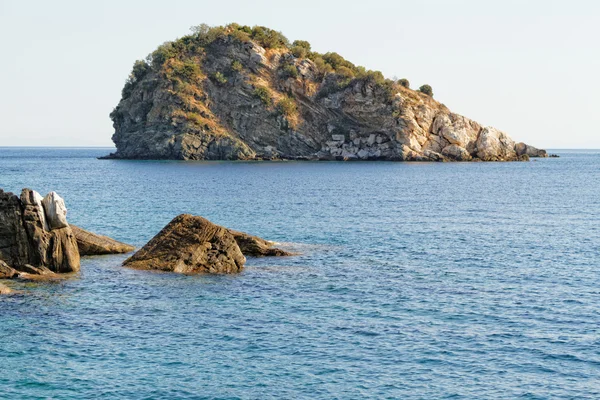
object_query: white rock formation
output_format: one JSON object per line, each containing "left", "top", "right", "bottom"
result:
{"left": 42, "top": 192, "right": 69, "bottom": 230}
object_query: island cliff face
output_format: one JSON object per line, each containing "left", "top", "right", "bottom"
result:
{"left": 106, "top": 24, "right": 546, "bottom": 162}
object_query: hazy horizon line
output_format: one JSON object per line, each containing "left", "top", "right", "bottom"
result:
{"left": 1, "top": 146, "right": 599, "bottom": 151}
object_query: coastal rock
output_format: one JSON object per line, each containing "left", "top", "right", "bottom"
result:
{"left": 124, "top": 214, "right": 246, "bottom": 274}
{"left": 47, "top": 227, "right": 80, "bottom": 273}
{"left": 0, "top": 189, "right": 33, "bottom": 267}
{"left": 0, "top": 260, "right": 19, "bottom": 279}
{"left": 71, "top": 225, "right": 135, "bottom": 256}
{"left": 104, "top": 24, "right": 546, "bottom": 163}
{"left": 515, "top": 142, "right": 548, "bottom": 158}
{"left": 20, "top": 189, "right": 51, "bottom": 266}
{"left": 229, "top": 230, "right": 293, "bottom": 257}
{"left": 42, "top": 192, "right": 69, "bottom": 229}
{"left": 476, "top": 127, "right": 517, "bottom": 161}
{"left": 0, "top": 188, "right": 80, "bottom": 273}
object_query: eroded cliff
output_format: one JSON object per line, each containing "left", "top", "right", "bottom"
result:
{"left": 105, "top": 24, "right": 546, "bottom": 162}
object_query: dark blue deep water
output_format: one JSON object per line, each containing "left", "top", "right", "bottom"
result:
{"left": 1, "top": 148, "right": 599, "bottom": 399}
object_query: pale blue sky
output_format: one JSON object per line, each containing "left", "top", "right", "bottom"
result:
{"left": 1, "top": 0, "right": 598, "bottom": 148}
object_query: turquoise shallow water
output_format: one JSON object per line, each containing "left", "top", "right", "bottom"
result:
{"left": 1, "top": 148, "right": 599, "bottom": 399}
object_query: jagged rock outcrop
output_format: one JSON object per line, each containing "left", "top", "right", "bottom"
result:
{"left": 71, "top": 225, "right": 135, "bottom": 256}
{"left": 124, "top": 214, "right": 292, "bottom": 273}
{"left": 124, "top": 214, "right": 247, "bottom": 273}
{"left": 0, "top": 189, "right": 79, "bottom": 274}
{"left": 104, "top": 24, "right": 546, "bottom": 162}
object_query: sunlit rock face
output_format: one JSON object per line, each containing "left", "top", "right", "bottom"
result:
{"left": 105, "top": 25, "right": 545, "bottom": 162}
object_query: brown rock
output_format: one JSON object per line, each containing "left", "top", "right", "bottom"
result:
{"left": 14, "top": 264, "right": 59, "bottom": 280}
{"left": 0, "top": 188, "right": 80, "bottom": 273}
{"left": 71, "top": 225, "right": 135, "bottom": 256}
{"left": 20, "top": 189, "right": 51, "bottom": 266}
{"left": 47, "top": 227, "right": 80, "bottom": 273}
{"left": 0, "top": 260, "right": 19, "bottom": 279}
{"left": 229, "top": 230, "right": 293, "bottom": 257}
{"left": 124, "top": 214, "right": 246, "bottom": 274}
{"left": 0, "top": 189, "right": 33, "bottom": 267}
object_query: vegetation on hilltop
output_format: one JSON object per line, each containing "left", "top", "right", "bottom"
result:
{"left": 120, "top": 23, "right": 434, "bottom": 105}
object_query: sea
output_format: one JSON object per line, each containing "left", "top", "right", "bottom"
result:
{"left": 1, "top": 148, "right": 599, "bottom": 399}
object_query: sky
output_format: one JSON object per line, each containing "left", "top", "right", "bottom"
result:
{"left": 0, "top": 0, "right": 598, "bottom": 148}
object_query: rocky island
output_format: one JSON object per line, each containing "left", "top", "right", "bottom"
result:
{"left": 104, "top": 23, "right": 546, "bottom": 162}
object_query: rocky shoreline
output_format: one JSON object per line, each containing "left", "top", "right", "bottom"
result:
{"left": 1, "top": 190, "right": 295, "bottom": 294}
{"left": 105, "top": 24, "right": 547, "bottom": 163}
{"left": 0, "top": 188, "right": 135, "bottom": 293}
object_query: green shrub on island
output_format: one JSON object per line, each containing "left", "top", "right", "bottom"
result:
{"left": 250, "top": 26, "right": 289, "bottom": 49}
{"left": 291, "top": 46, "right": 307, "bottom": 59}
{"left": 292, "top": 40, "right": 311, "bottom": 51}
{"left": 212, "top": 72, "right": 228, "bottom": 84}
{"left": 231, "top": 60, "right": 243, "bottom": 72}
{"left": 419, "top": 84, "right": 433, "bottom": 97}
{"left": 281, "top": 64, "right": 299, "bottom": 79}
{"left": 277, "top": 96, "right": 297, "bottom": 117}
{"left": 253, "top": 86, "right": 272, "bottom": 106}
{"left": 122, "top": 60, "right": 151, "bottom": 98}
{"left": 398, "top": 78, "right": 410, "bottom": 88}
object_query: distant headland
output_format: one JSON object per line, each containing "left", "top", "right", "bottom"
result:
{"left": 103, "top": 23, "right": 547, "bottom": 162}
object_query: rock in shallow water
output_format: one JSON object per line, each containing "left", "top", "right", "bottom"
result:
{"left": 124, "top": 214, "right": 246, "bottom": 274}
{"left": 0, "top": 188, "right": 79, "bottom": 273}
{"left": 124, "top": 214, "right": 294, "bottom": 274}
{"left": 0, "top": 260, "right": 19, "bottom": 279}
{"left": 229, "top": 230, "right": 294, "bottom": 257}
{"left": 71, "top": 225, "right": 135, "bottom": 256}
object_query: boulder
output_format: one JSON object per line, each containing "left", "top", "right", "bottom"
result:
{"left": 124, "top": 215, "right": 246, "bottom": 274}
{"left": 46, "top": 227, "right": 80, "bottom": 273}
{"left": 42, "top": 192, "right": 69, "bottom": 229}
{"left": 0, "top": 260, "right": 19, "bottom": 279}
{"left": 515, "top": 142, "right": 548, "bottom": 158}
{"left": 71, "top": 225, "right": 135, "bottom": 256}
{"left": 0, "top": 188, "right": 80, "bottom": 273}
{"left": 229, "top": 230, "right": 293, "bottom": 257}
{"left": 476, "top": 127, "right": 517, "bottom": 161}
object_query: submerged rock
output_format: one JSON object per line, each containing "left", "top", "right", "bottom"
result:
{"left": 124, "top": 214, "right": 246, "bottom": 274}
{"left": 71, "top": 225, "right": 135, "bottom": 256}
{"left": 0, "top": 283, "right": 12, "bottom": 295}
{"left": 229, "top": 230, "right": 293, "bottom": 257}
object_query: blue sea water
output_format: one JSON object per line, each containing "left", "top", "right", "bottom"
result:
{"left": 1, "top": 147, "right": 599, "bottom": 399}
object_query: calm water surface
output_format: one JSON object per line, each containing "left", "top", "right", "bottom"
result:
{"left": 1, "top": 148, "right": 599, "bottom": 399}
